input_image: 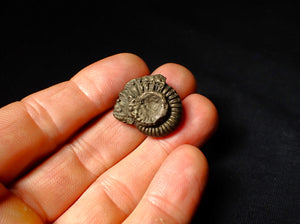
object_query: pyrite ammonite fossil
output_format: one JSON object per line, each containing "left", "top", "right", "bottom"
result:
{"left": 113, "top": 74, "right": 182, "bottom": 137}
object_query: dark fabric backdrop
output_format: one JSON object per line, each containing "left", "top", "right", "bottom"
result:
{"left": 1, "top": 2, "right": 299, "bottom": 223}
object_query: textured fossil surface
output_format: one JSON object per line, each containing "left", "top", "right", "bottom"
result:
{"left": 113, "top": 74, "right": 182, "bottom": 137}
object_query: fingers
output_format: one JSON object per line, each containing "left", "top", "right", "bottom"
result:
{"left": 54, "top": 93, "right": 217, "bottom": 223}
{"left": 123, "top": 145, "right": 208, "bottom": 224}
{"left": 12, "top": 62, "right": 200, "bottom": 222}
{"left": 153, "top": 62, "right": 197, "bottom": 97}
{"left": 0, "top": 53, "right": 149, "bottom": 184}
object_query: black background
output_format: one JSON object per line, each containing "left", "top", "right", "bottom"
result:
{"left": 1, "top": 2, "right": 299, "bottom": 223}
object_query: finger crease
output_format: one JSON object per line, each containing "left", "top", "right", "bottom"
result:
{"left": 10, "top": 187, "right": 48, "bottom": 222}
{"left": 67, "top": 138, "right": 109, "bottom": 177}
{"left": 70, "top": 78, "right": 105, "bottom": 111}
{"left": 99, "top": 175, "right": 137, "bottom": 216}
{"left": 156, "top": 140, "right": 172, "bottom": 156}
{"left": 145, "top": 193, "right": 184, "bottom": 224}
{"left": 22, "top": 98, "right": 60, "bottom": 146}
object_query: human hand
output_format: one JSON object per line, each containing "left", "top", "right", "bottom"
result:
{"left": 0, "top": 53, "right": 218, "bottom": 223}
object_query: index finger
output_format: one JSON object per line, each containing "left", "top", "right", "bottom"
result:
{"left": 0, "top": 53, "right": 149, "bottom": 184}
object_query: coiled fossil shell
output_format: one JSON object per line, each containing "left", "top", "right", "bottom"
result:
{"left": 113, "top": 74, "right": 182, "bottom": 137}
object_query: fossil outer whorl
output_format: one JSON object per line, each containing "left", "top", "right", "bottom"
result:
{"left": 113, "top": 74, "right": 182, "bottom": 137}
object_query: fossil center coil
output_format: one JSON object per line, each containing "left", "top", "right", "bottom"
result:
{"left": 113, "top": 74, "right": 182, "bottom": 137}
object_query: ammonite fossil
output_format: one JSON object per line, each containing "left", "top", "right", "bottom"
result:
{"left": 113, "top": 74, "right": 182, "bottom": 137}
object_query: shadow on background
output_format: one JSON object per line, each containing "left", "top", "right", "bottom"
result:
{"left": 192, "top": 96, "right": 247, "bottom": 223}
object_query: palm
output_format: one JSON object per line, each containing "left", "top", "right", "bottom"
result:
{"left": 0, "top": 53, "right": 217, "bottom": 223}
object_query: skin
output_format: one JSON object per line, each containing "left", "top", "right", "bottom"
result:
{"left": 0, "top": 53, "right": 218, "bottom": 224}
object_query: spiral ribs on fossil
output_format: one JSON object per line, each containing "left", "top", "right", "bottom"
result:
{"left": 113, "top": 74, "right": 182, "bottom": 137}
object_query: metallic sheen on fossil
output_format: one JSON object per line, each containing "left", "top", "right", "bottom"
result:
{"left": 113, "top": 74, "right": 182, "bottom": 137}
